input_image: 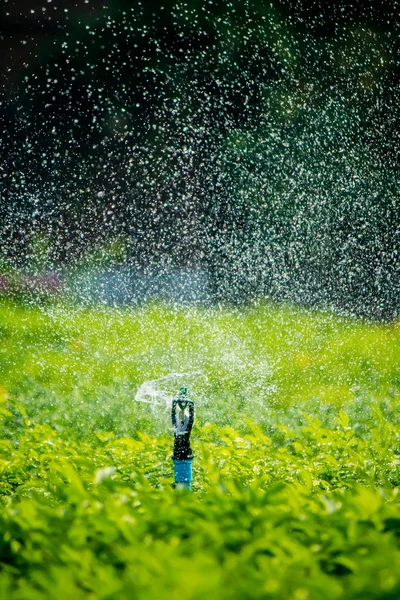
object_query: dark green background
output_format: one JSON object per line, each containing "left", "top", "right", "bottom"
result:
{"left": 1, "top": 0, "right": 399, "bottom": 318}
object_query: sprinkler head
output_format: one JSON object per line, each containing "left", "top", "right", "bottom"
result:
{"left": 171, "top": 388, "right": 194, "bottom": 460}
{"left": 177, "top": 387, "right": 191, "bottom": 410}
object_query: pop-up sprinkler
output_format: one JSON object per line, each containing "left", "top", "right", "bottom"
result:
{"left": 171, "top": 387, "right": 194, "bottom": 490}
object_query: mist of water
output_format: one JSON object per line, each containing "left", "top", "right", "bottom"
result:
{"left": 1, "top": 1, "right": 399, "bottom": 319}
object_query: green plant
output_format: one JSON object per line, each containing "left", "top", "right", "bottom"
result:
{"left": 0, "top": 300, "right": 399, "bottom": 598}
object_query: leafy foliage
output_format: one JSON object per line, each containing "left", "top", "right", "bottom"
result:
{"left": 0, "top": 301, "right": 400, "bottom": 598}
{"left": 1, "top": 299, "right": 399, "bottom": 435}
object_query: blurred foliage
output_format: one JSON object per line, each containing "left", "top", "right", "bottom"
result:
{"left": 0, "top": 300, "right": 399, "bottom": 435}
{"left": 0, "top": 302, "right": 400, "bottom": 597}
{"left": 1, "top": 0, "right": 400, "bottom": 317}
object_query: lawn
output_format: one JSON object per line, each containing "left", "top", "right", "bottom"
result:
{"left": 1, "top": 299, "right": 400, "bottom": 599}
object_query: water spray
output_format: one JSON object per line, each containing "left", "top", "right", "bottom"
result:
{"left": 171, "top": 387, "right": 194, "bottom": 490}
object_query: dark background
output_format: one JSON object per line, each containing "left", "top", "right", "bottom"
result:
{"left": 1, "top": 0, "right": 400, "bottom": 318}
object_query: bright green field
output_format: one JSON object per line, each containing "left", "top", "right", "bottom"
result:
{"left": 1, "top": 299, "right": 400, "bottom": 599}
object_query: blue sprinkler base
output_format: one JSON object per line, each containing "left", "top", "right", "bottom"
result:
{"left": 173, "top": 458, "right": 193, "bottom": 490}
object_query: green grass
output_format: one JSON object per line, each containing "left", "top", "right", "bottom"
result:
{"left": 1, "top": 299, "right": 400, "bottom": 599}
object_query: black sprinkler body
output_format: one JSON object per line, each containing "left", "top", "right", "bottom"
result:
{"left": 171, "top": 388, "right": 194, "bottom": 489}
